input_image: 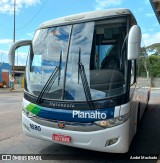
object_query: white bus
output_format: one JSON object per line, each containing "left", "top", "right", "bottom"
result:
{"left": 9, "top": 8, "right": 149, "bottom": 153}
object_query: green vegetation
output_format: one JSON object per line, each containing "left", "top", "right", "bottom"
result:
{"left": 138, "top": 43, "right": 160, "bottom": 87}
{"left": 3, "top": 81, "right": 6, "bottom": 86}
{"left": 139, "top": 43, "right": 160, "bottom": 79}
{"left": 146, "top": 55, "right": 160, "bottom": 78}
{"left": 139, "top": 46, "right": 148, "bottom": 77}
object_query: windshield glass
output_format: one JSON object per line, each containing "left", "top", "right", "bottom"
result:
{"left": 25, "top": 19, "right": 127, "bottom": 101}
{"left": 64, "top": 22, "right": 94, "bottom": 100}
{"left": 26, "top": 25, "right": 72, "bottom": 99}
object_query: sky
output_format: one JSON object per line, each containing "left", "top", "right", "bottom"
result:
{"left": 0, "top": 0, "right": 159, "bottom": 65}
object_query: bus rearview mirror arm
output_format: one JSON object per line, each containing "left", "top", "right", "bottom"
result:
{"left": 8, "top": 40, "right": 32, "bottom": 66}
{"left": 127, "top": 25, "right": 141, "bottom": 60}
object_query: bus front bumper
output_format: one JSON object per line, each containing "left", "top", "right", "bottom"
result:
{"left": 22, "top": 113, "right": 130, "bottom": 153}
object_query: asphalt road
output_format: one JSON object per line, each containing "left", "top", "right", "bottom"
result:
{"left": 0, "top": 90, "right": 160, "bottom": 162}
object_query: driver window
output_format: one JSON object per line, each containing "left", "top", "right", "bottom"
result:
{"left": 90, "top": 22, "right": 126, "bottom": 71}
{"left": 89, "top": 21, "right": 127, "bottom": 97}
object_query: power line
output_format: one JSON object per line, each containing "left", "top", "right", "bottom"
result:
{"left": 16, "top": 0, "right": 48, "bottom": 30}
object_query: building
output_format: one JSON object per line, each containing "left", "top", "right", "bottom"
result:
{"left": 0, "top": 62, "right": 12, "bottom": 88}
{"left": 13, "top": 66, "right": 25, "bottom": 88}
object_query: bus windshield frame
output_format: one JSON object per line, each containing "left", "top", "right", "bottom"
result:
{"left": 25, "top": 17, "right": 128, "bottom": 103}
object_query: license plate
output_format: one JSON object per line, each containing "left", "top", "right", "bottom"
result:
{"left": 52, "top": 134, "right": 71, "bottom": 143}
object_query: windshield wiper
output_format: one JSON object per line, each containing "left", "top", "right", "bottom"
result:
{"left": 58, "top": 49, "right": 62, "bottom": 86}
{"left": 78, "top": 48, "right": 94, "bottom": 109}
{"left": 36, "top": 66, "right": 60, "bottom": 103}
{"left": 37, "top": 50, "right": 62, "bottom": 103}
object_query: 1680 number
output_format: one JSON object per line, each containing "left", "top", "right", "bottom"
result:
{"left": 30, "top": 124, "right": 41, "bottom": 131}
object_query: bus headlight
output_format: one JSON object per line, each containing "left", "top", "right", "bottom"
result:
{"left": 94, "top": 113, "right": 130, "bottom": 128}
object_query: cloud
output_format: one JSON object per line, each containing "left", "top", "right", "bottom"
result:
{"left": 94, "top": 0, "right": 123, "bottom": 10}
{"left": 26, "top": 32, "right": 34, "bottom": 38}
{"left": 142, "top": 32, "right": 160, "bottom": 46}
{"left": 0, "top": 49, "right": 28, "bottom": 65}
{"left": 0, "top": 50, "right": 9, "bottom": 63}
{"left": 15, "top": 51, "right": 28, "bottom": 65}
{"left": 0, "top": 0, "right": 40, "bottom": 14}
{"left": 145, "top": 13, "right": 154, "bottom": 17}
{"left": 0, "top": 50, "right": 8, "bottom": 55}
{"left": 0, "top": 39, "right": 13, "bottom": 44}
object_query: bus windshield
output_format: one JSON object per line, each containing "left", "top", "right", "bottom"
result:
{"left": 25, "top": 19, "right": 127, "bottom": 101}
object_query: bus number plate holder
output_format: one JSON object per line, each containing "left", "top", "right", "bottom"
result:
{"left": 52, "top": 134, "right": 71, "bottom": 143}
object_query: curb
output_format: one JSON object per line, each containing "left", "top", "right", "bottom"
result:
{"left": 151, "top": 87, "right": 160, "bottom": 90}
{"left": 0, "top": 88, "right": 24, "bottom": 93}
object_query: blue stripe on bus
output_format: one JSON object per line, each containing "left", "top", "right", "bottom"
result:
{"left": 37, "top": 107, "right": 115, "bottom": 123}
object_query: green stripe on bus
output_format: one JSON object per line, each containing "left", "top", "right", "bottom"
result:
{"left": 26, "top": 103, "right": 41, "bottom": 115}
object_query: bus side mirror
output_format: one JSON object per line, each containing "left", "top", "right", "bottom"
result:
{"left": 9, "top": 40, "right": 32, "bottom": 66}
{"left": 127, "top": 25, "right": 141, "bottom": 60}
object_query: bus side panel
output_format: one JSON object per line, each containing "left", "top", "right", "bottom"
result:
{"left": 136, "top": 78, "right": 150, "bottom": 120}
{"left": 129, "top": 86, "right": 139, "bottom": 144}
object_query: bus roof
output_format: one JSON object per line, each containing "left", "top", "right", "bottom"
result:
{"left": 39, "top": 8, "right": 136, "bottom": 29}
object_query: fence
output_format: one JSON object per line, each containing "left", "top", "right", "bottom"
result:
{"left": 150, "top": 78, "right": 160, "bottom": 87}
{"left": 137, "top": 77, "right": 160, "bottom": 87}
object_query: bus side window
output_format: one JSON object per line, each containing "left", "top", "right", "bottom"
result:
{"left": 130, "top": 60, "right": 136, "bottom": 86}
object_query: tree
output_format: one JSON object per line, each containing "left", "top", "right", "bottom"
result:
{"left": 145, "top": 55, "right": 160, "bottom": 87}
{"left": 146, "top": 55, "right": 160, "bottom": 78}
{"left": 146, "top": 43, "right": 160, "bottom": 56}
{"left": 138, "top": 43, "right": 160, "bottom": 87}
{"left": 138, "top": 46, "right": 149, "bottom": 78}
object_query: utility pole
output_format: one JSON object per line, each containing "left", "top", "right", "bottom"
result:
{"left": 17, "top": 49, "right": 18, "bottom": 66}
{"left": 12, "top": 0, "right": 16, "bottom": 90}
{"left": 13, "top": 0, "right": 16, "bottom": 43}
